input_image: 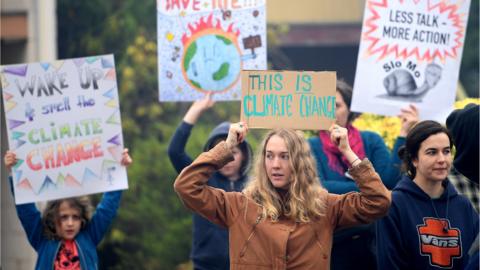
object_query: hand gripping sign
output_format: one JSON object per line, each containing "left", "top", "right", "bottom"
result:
{"left": 1, "top": 55, "right": 128, "bottom": 204}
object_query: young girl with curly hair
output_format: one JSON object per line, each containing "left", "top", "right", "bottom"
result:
{"left": 4, "top": 149, "right": 132, "bottom": 270}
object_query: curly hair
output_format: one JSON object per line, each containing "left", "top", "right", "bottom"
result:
{"left": 42, "top": 196, "right": 93, "bottom": 240}
{"left": 243, "top": 128, "right": 328, "bottom": 222}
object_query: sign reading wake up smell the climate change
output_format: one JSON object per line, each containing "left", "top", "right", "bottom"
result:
{"left": 1, "top": 54, "right": 128, "bottom": 204}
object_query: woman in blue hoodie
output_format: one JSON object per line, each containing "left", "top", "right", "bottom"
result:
{"left": 376, "top": 120, "right": 479, "bottom": 269}
{"left": 167, "top": 93, "right": 252, "bottom": 270}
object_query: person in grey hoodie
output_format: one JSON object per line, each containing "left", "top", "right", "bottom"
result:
{"left": 167, "top": 93, "right": 252, "bottom": 270}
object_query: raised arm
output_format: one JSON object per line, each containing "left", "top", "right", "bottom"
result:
{"left": 5, "top": 151, "right": 44, "bottom": 250}
{"left": 316, "top": 105, "right": 417, "bottom": 192}
{"left": 168, "top": 93, "right": 215, "bottom": 173}
{"left": 326, "top": 125, "right": 391, "bottom": 228}
{"left": 173, "top": 122, "right": 247, "bottom": 227}
{"left": 328, "top": 160, "right": 391, "bottom": 228}
{"left": 308, "top": 137, "right": 359, "bottom": 193}
{"left": 86, "top": 149, "right": 132, "bottom": 245}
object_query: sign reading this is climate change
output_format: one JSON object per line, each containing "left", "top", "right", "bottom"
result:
{"left": 1, "top": 55, "right": 128, "bottom": 204}
{"left": 352, "top": 0, "right": 471, "bottom": 121}
{"left": 157, "top": 0, "right": 267, "bottom": 101}
{"left": 241, "top": 70, "right": 336, "bottom": 130}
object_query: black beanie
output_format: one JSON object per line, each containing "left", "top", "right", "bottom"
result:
{"left": 446, "top": 103, "right": 479, "bottom": 184}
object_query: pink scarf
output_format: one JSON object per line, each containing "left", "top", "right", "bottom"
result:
{"left": 319, "top": 124, "right": 366, "bottom": 175}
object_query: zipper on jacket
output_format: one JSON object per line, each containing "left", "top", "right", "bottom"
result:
{"left": 239, "top": 215, "right": 262, "bottom": 257}
{"left": 52, "top": 241, "right": 62, "bottom": 269}
{"left": 230, "top": 181, "right": 234, "bottom": 191}
{"left": 76, "top": 239, "right": 89, "bottom": 269}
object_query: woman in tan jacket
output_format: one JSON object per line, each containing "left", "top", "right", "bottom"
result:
{"left": 174, "top": 122, "right": 391, "bottom": 270}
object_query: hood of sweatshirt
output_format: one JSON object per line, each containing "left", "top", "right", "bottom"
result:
{"left": 446, "top": 103, "right": 479, "bottom": 184}
{"left": 393, "top": 175, "right": 459, "bottom": 202}
{"left": 203, "top": 121, "right": 253, "bottom": 177}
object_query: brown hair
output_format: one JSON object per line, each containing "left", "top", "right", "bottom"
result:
{"left": 398, "top": 120, "right": 453, "bottom": 179}
{"left": 336, "top": 79, "right": 360, "bottom": 123}
{"left": 42, "top": 196, "right": 93, "bottom": 240}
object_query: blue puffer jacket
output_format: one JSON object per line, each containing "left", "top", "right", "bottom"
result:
{"left": 12, "top": 176, "right": 122, "bottom": 270}
{"left": 168, "top": 121, "right": 252, "bottom": 270}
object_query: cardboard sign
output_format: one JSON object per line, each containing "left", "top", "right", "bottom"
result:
{"left": 1, "top": 54, "right": 128, "bottom": 204}
{"left": 157, "top": 0, "right": 267, "bottom": 101}
{"left": 352, "top": 0, "right": 471, "bottom": 121}
{"left": 240, "top": 70, "right": 336, "bottom": 130}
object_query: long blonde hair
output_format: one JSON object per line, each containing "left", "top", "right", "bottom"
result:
{"left": 243, "top": 129, "right": 327, "bottom": 222}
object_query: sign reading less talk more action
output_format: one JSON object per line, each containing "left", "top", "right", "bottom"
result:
{"left": 240, "top": 70, "right": 336, "bottom": 130}
{"left": 352, "top": 0, "right": 471, "bottom": 121}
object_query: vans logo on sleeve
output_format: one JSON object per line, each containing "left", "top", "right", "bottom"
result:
{"left": 417, "top": 218, "right": 462, "bottom": 268}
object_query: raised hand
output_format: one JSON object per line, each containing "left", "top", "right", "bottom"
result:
{"left": 4, "top": 150, "right": 18, "bottom": 173}
{"left": 183, "top": 92, "right": 215, "bottom": 124}
{"left": 329, "top": 124, "right": 350, "bottom": 153}
{"left": 399, "top": 104, "right": 419, "bottom": 137}
{"left": 120, "top": 148, "right": 133, "bottom": 167}
{"left": 226, "top": 122, "right": 248, "bottom": 150}
{"left": 329, "top": 124, "right": 361, "bottom": 166}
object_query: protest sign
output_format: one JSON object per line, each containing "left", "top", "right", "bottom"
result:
{"left": 1, "top": 54, "right": 128, "bottom": 204}
{"left": 352, "top": 0, "right": 471, "bottom": 121}
{"left": 240, "top": 70, "right": 336, "bottom": 130}
{"left": 157, "top": 0, "right": 267, "bottom": 101}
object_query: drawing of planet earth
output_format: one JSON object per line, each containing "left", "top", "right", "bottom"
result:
{"left": 182, "top": 33, "right": 241, "bottom": 92}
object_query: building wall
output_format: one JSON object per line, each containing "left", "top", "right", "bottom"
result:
{"left": 266, "top": 1, "right": 367, "bottom": 83}
{"left": 1, "top": 0, "right": 57, "bottom": 269}
{"left": 267, "top": 0, "right": 365, "bottom": 24}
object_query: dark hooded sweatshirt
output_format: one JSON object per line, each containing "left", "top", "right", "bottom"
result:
{"left": 376, "top": 176, "right": 479, "bottom": 270}
{"left": 446, "top": 103, "right": 479, "bottom": 184}
{"left": 168, "top": 121, "right": 252, "bottom": 270}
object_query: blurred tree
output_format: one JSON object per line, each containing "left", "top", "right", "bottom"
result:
{"left": 459, "top": 0, "right": 479, "bottom": 98}
{"left": 57, "top": 1, "right": 264, "bottom": 269}
{"left": 56, "top": 1, "right": 480, "bottom": 269}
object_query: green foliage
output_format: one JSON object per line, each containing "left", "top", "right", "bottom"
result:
{"left": 57, "top": 1, "right": 478, "bottom": 268}
{"left": 57, "top": 1, "right": 265, "bottom": 268}
{"left": 98, "top": 138, "right": 192, "bottom": 269}
{"left": 459, "top": 0, "right": 479, "bottom": 97}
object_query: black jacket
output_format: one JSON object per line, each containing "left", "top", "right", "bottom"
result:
{"left": 446, "top": 103, "right": 479, "bottom": 184}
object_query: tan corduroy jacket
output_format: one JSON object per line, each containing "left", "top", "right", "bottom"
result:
{"left": 174, "top": 142, "right": 391, "bottom": 270}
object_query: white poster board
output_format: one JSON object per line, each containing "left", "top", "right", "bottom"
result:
{"left": 352, "top": 0, "right": 471, "bottom": 121}
{"left": 1, "top": 54, "right": 128, "bottom": 204}
{"left": 157, "top": 0, "right": 267, "bottom": 101}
